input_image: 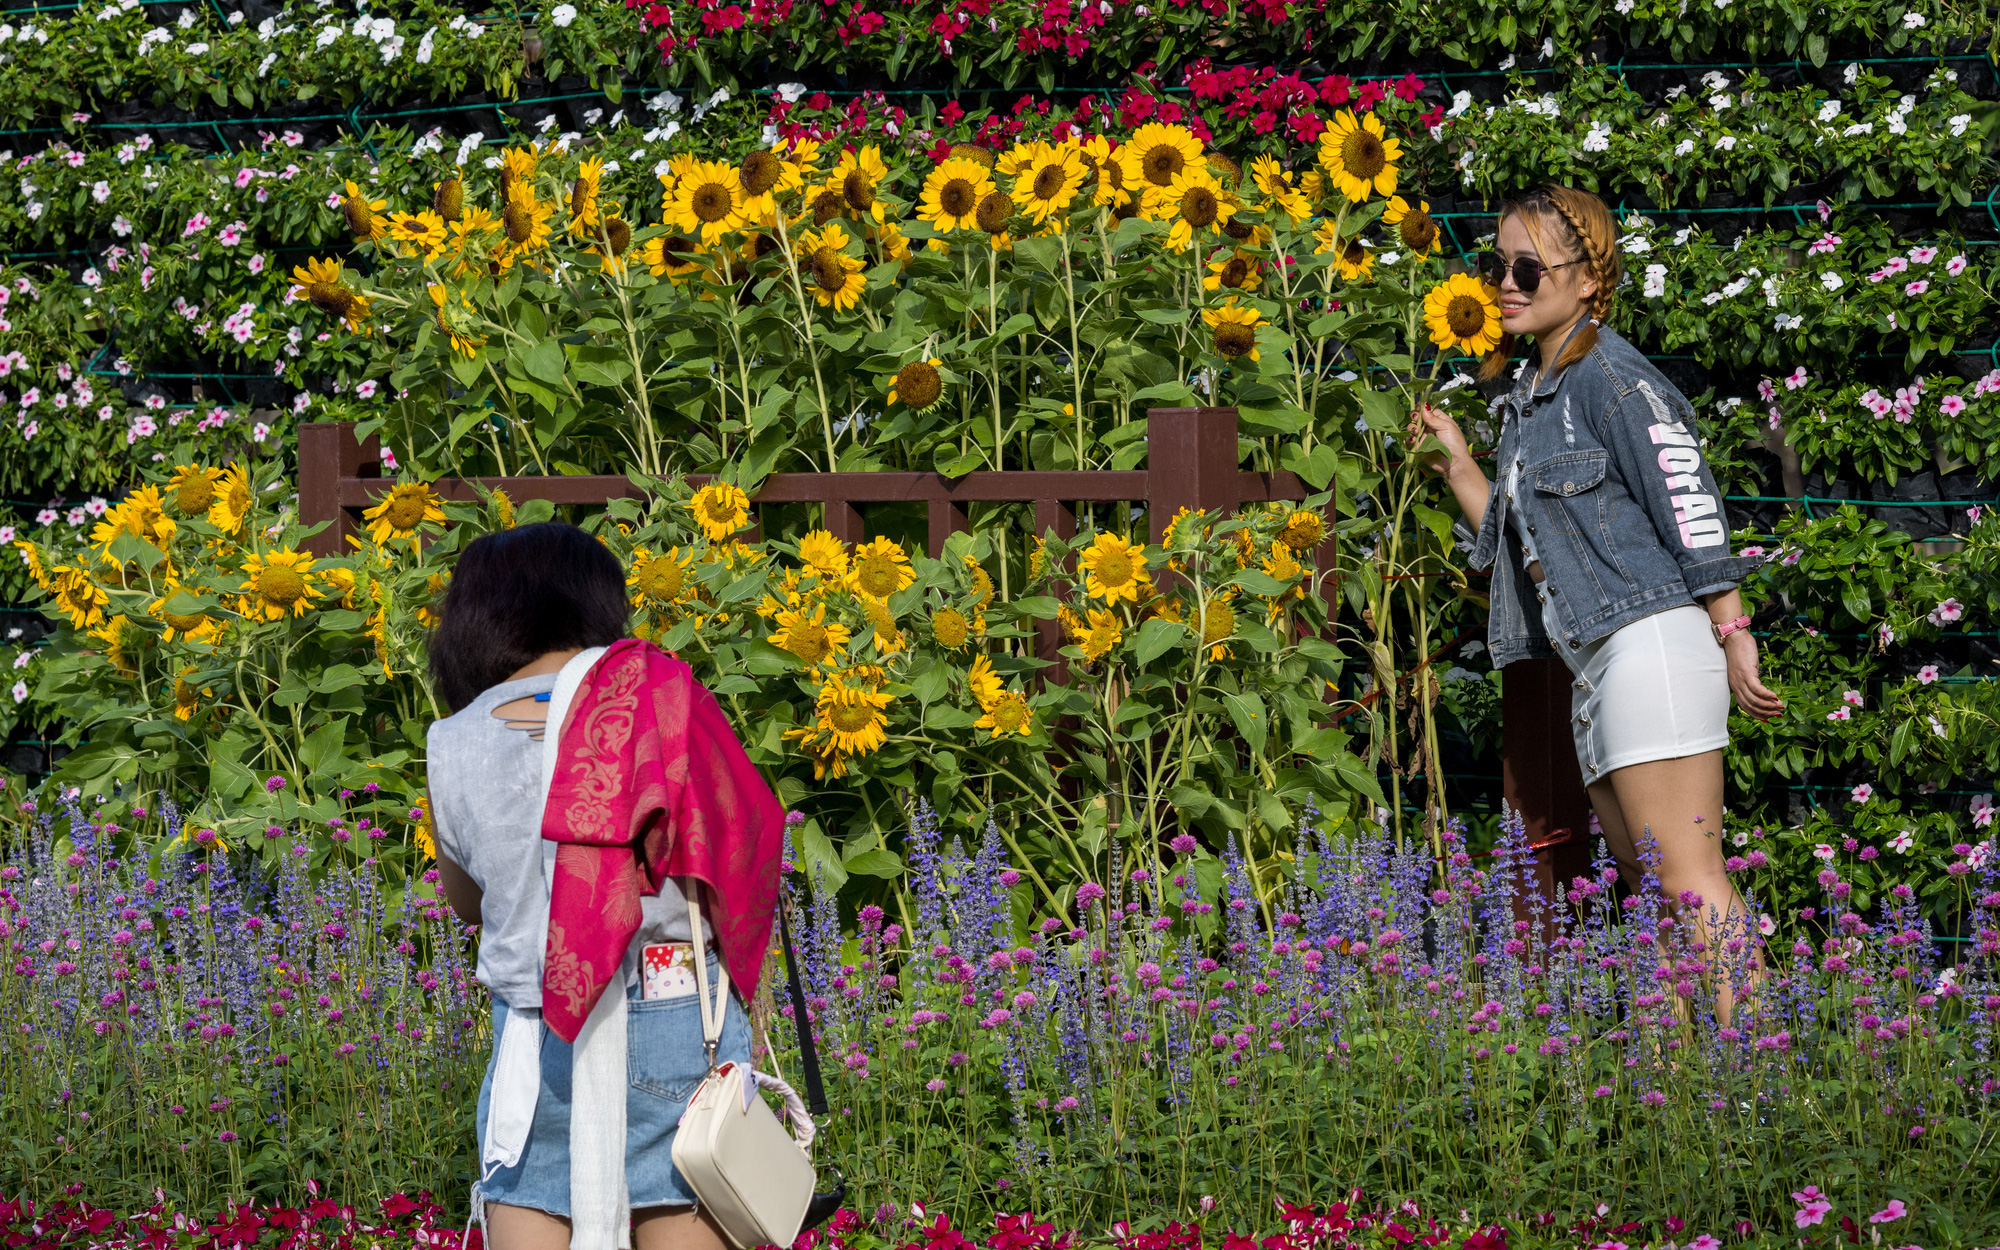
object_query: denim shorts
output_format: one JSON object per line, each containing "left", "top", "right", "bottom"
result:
{"left": 474, "top": 950, "right": 753, "bottom": 1217}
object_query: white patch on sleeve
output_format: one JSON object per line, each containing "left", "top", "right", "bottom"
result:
{"left": 1561, "top": 395, "right": 1574, "bottom": 447}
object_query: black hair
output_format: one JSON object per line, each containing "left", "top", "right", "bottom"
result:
{"left": 429, "top": 521, "right": 630, "bottom": 713}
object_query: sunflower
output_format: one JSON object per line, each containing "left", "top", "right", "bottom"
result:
{"left": 433, "top": 176, "right": 465, "bottom": 223}
{"left": 1079, "top": 532, "right": 1150, "bottom": 605}
{"left": 772, "top": 601, "right": 852, "bottom": 668}
{"left": 628, "top": 546, "right": 694, "bottom": 606}
{"left": 208, "top": 463, "right": 254, "bottom": 535}
{"left": 171, "top": 668, "right": 211, "bottom": 722}
{"left": 362, "top": 482, "right": 446, "bottom": 545}
{"left": 238, "top": 549, "right": 321, "bottom": 621}
{"left": 1144, "top": 167, "right": 1236, "bottom": 252}
{"left": 1077, "top": 607, "right": 1123, "bottom": 662}
{"left": 1123, "top": 123, "right": 1204, "bottom": 189}
{"left": 447, "top": 206, "right": 501, "bottom": 277}
{"left": 1007, "top": 141, "right": 1087, "bottom": 225}
{"left": 863, "top": 598, "right": 906, "bottom": 656}
{"left": 14, "top": 540, "right": 48, "bottom": 590}
{"left": 1202, "top": 303, "right": 1264, "bottom": 362}
{"left": 418, "top": 571, "right": 447, "bottom": 628}
{"left": 873, "top": 219, "right": 912, "bottom": 265}
{"left": 567, "top": 155, "right": 605, "bottom": 237}
{"left": 1199, "top": 593, "right": 1237, "bottom": 661}
{"left": 593, "top": 215, "right": 633, "bottom": 275}
{"left": 1261, "top": 547, "right": 1307, "bottom": 621}
{"left": 689, "top": 481, "right": 751, "bottom": 541}
{"left": 1382, "top": 195, "right": 1441, "bottom": 257}
{"left": 412, "top": 803, "right": 437, "bottom": 859}
{"left": 1318, "top": 110, "right": 1403, "bottom": 203}
{"left": 1204, "top": 252, "right": 1260, "bottom": 293}
{"left": 966, "top": 558, "right": 995, "bottom": 610}
{"left": 664, "top": 159, "right": 748, "bottom": 245}
{"left": 368, "top": 608, "right": 394, "bottom": 673}
{"left": 499, "top": 145, "right": 541, "bottom": 203}
{"left": 165, "top": 465, "right": 223, "bottom": 516}
{"left": 805, "top": 237, "right": 867, "bottom": 311}
{"left": 1342, "top": 238, "right": 1380, "bottom": 282}
{"left": 50, "top": 567, "right": 108, "bottom": 630}
{"left": 968, "top": 652, "right": 1005, "bottom": 705}
{"left": 815, "top": 678, "right": 893, "bottom": 755}
{"left": 848, "top": 536, "right": 913, "bottom": 601}
{"left": 931, "top": 605, "right": 971, "bottom": 649}
{"left": 292, "top": 256, "right": 371, "bottom": 331}
{"left": 1424, "top": 272, "right": 1504, "bottom": 356}
{"left": 91, "top": 614, "right": 137, "bottom": 678}
{"left": 782, "top": 724, "right": 855, "bottom": 781}
{"left": 91, "top": 486, "right": 176, "bottom": 561}
{"left": 1249, "top": 154, "right": 1311, "bottom": 223}
{"left": 796, "top": 530, "right": 849, "bottom": 581}
{"left": 427, "top": 283, "right": 487, "bottom": 358}
{"left": 1277, "top": 507, "right": 1327, "bottom": 552}
{"left": 388, "top": 210, "right": 450, "bottom": 261}
{"left": 500, "top": 187, "right": 556, "bottom": 258}
{"left": 641, "top": 234, "right": 706, "bottom": 281}
{"left": 1088, "top": 138, "right": 1137, "bottom": 209}
{"left": 919, "top": 157, "right": 995, "bottom": 235}
{"left": 151, "top": 588, "right": 219, "bottom": 644}
{"left": 976, "top": 677, "right": 1045, "bottom": 743}
{"left": 830, "top": 145, "right": 889, "bottom": 224}
{"left": 341, "top": 180, "right": 388, "bottom": 241}
{"left": 888, "top": 358, "right": 944, "bottom": 411}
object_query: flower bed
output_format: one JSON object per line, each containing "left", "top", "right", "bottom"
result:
{"left": 6, "top": 790, "right": 2000, "bottom": 1242}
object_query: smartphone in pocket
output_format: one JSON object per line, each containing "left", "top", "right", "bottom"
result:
{"left": 641, "top": 943, "right": 700, "bottom": 1001}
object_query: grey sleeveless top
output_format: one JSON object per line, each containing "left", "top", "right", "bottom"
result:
{"left": 427, "top": 671, "right": 691, "bottom": 1009}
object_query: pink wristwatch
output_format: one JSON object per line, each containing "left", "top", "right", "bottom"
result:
{"left": 1711, "top": 614, "right": 1752, "bottom": 646}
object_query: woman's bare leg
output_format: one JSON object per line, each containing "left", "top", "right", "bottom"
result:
{"left": 484, "top": 1204, "right": 572, "bottom": 1250}
{"left": 1586, "top": 749, "right": 1763, "bottom": 1024}
{"left": 631, "top": 1205, "right": 731, "bottom": 1250}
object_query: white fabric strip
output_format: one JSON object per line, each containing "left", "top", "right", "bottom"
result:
{"left": 475, "top": 647, "right": 629, "bottom": 1247}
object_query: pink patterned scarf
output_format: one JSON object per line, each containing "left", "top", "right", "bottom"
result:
{"left": 539, "top": 639, "right": 784, "bottom": 1044}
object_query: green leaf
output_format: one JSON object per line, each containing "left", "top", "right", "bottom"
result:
{"left": 742, "top": 639, "right": 803, "bottom": 676}
{"left": 842, "top": 848, "right": 906, "bottom": 878}
{"left": 1839, "top": 580, "right": 1871, "bottom": 625}
{"left": 1011, "top": 234, "right": 1062, "bottom": 275}
{"left": 1132, "top": 618, "right": 1186, "bottom": 666}
{"left": 523, "top": 338, "right": 568, "bottom": 388}
{"left": 1222, "top": 691, "right": 1268, "bottom": 757}
{"left": 299, "top": 717, "right": 349, "bottom": 778}
{"left": 1330, "top": 749, "right": 1387, "bottom": 808}
{"left": 1411, "top": 503, "right": 1456, "bottom": 549}
{"left": 310, "top": 664, "right": 366, "bottom": 693}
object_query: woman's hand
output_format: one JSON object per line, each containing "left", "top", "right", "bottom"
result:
{"left": 1723, "top": 631, "right": 1785, "bottom": 721}
{"left": 1408, "top": 402, "right": 1472, "bottom": 477}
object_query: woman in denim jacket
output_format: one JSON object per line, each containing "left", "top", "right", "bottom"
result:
{"left": 1412, "top": 186, "right": 1784, "bottom": 1018}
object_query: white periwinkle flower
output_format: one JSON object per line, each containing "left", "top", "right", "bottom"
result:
{"left": 550, "top": 3, "right": 578, "bottom": 25}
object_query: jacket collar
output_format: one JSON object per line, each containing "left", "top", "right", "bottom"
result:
{"left": 1508, "top": 318, "right": 1595, "bottom": 406}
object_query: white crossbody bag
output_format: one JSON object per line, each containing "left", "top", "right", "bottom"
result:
{"left": 670, "top": 882, "right": 818, "bottom": 1250}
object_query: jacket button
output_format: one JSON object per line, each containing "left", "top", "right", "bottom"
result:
{"left": 1526, "top": 523, "right": 1536, "bottom": 534}
{"left": 1568, "top": 639, "right": 1580, "bottom": 649}
{"left": 1578, "top": 715, "right": 1592, "bottom": 727}
{"left": 1562, "top": 481, "right": 1574, "bottom": 492}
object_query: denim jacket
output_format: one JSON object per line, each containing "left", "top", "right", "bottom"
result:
{"left": 1459, "top": 324, "right": 1764, "bottom": 669}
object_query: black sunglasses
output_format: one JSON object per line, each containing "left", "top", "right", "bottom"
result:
{"left": 1476, "top": 251, "right": 1584, "bottom": 292}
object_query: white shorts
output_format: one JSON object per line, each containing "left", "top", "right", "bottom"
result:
{"left": 1537, "top": 597, "right": 1730, "bottom": 785}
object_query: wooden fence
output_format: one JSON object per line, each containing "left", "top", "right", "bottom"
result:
{"left": 296, "top": 406, "right": 1590, "bottom": 892}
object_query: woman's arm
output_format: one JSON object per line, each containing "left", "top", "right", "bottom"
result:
{"left": 1411, "top": 402, "right": 1493, "bottom": 529}
{"left": 437, "top": 852, "right": 483, "bottom": 926}
{"left": 1702, "top": 587, "right": 1785, "bottom": 721}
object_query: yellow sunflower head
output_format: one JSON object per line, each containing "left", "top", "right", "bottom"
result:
{"left": 238, "top": 549, "right": 321, "bottom": 622}
{"left": 919, "top": 157, "right": 995, "bottom": 235}
{"left": 388, "top": 210, "right": 450, "bottom": 261}
{"left": 628, "top": 546, "right": 695, "bottom": 606}
{"left": 1276, "top": 507, "right": 1327, "bottom": 552}
{"left": 667, "top": 159, "right": 748, "bottom": 245}
{"left": 1383, "top": 195, "right": 1441, "bottom": 256}
{"left": 362, "top": 482, "right": 446, "bottom": 546}
{"left": 773, "top": 600, "right": 851, "bottom": 668}
{"left": 689, "top": 481, "right": 752, "bottom": 542}
{"left": 165, "top": 465, "right": 223, "bottom": 516}
{"left": 208, "top": 463, "right": 254, "bottom": 535}
{"left": 814, "top": 677, "right": 893, "bottom": 755}
{"left": 848, "top": 536, "right": 913, "bottom": 602}
{"left": 1317, "top": 110, "right": 1403, "bottom": 203}
{"left": 1123, "top": 122, "right": 1204, "bottom": 189}
{"left": 887, "top": 358, "right": 944, "bottom": 412}
{"left": 1201, "top": 303, "right": 1264, "bottom": 362}
{"left": 1424, "top": 272, "right": 1504, "bottom": 357}
{"left": 341, "top": 180, "right": 388, "bottom": 242}
{"left": 796, "top": 530, "right": 849, "bottom": 581}
{"left": 1078, "top": 532, "right": 1150, "bottom": 605}
{"left": 930, "top": 605, "right": 970, "bottom": 650}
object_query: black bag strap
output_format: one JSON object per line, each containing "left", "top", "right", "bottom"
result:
{"left": 776, "top": 897, "right": 827, "bottom": 1118}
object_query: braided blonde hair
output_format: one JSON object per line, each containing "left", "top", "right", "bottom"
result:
{"left": 1475, "top": 185, "right": 1623, "bottom": 383}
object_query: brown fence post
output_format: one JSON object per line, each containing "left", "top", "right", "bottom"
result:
{"left": 927, "top": 497, "right": 970, "bottom": 559}
{"left": 1502, "top": 656, "right": 1594, "bottom": 936}
{"left": 823, "top": 500, "right": 866, "bottom": 546}
{"left": 1032, "top": 499, "right": 1078, "bottom": 682}
{"left": 1145, "top": 407, "right": 1241, "bottom": 541}
{"left": 298, "top": 422, "right": 379, "bottom": 557}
